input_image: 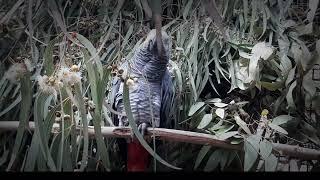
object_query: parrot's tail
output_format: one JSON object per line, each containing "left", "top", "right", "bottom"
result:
{"left": 127, "top": 139, "right": 150, "bottom": 172}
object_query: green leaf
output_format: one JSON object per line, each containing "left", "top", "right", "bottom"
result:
{"left": 197, "top": 114, "right": 213, "bottom": 129}
{"left": 43, "top": 37, "right": 58, "bottom": 76}
{"left": 73, "top": 84, "right": 89, "bottom": 171}
{"left": 307, "top": 0, "right": 319, "bottom": 22}
{"left": 183, "top": 0, "right": 193, "bottom": 20}
{"left": 260, "top": 81, "right": 283, "bottom": 91}
{"left": 121, "top": 24, "right": 134, "bottom": 51}
{"left": 234, "top": 112, "right": 252, "bottom": 135}
{"left": 231, "top": 139, "right": 243, "bottom": 145}
{"left": 24, "top": 132, "right": 40, "bottom": 171}
{"left": 213, "top": 102, "right": 228, "bottom": 108}
{"left": 219, "top": 150, "right": 230, "bottom": 171}
{"left": 7, "top": 73, "right": 32, "bottom": 171}
{"left": 217, "top": 131, "right": 238, "bottom": 140}
{"left": 271, "top": 115, "right": 293, "bottom": 126}
{"left": 243, "top": 0, "right": 249, "bottom": 27}
{"left": 265, "top": 154, "right": 278, "bottom": 171}
{"left": 0, "top": 95, "right": 21, "bottom": 117}
{"left": 296, "top": 23, "right": 313, "bottom": 36}
{"left": 170, "top": 60, "right": 183, "bottom": 95}
{"left": 244, "top": 135, "right": 260, "bottom": 171}
{"left": 259, "top": 3, "right": 268, "bottom": 39}
{"left": 204, "top": 149, "right": 222, "bottom": 172}
{"left": 76, "top": 33, "right": 103, "bottom": 77}
{"left": 215, "top": 125, "right": 235, "bottom": 134}
{"left": 0, "top": 149, "right": 9, "bottom": 166}
{"left": 215, "top": 108, "right": 225, "bottom": 119}
{"left": 194, "top": 145, "right": 211, "bottom": 170}
{"left": 188, "top": 102, "right": 205, "bottom": 116}
{"left": 259, "top": 140, "right": 273, "bottom": 159}
{"left": 34, "top": 93, "right": 57, "bottom": 171}
{"left": 205, "top": 98, "right": 222, "bottom": 104}
{"left": 91, "top": 112, "right": 111, "bottom": 170}
{"left": 0, "top": 0, "right": 24, "bottom": 24}
{"left": 227, "top": 151, "right": 237, "bottom": 166}
{"left": 268, "top": 123, "right": 288, "bottom": 135}
{"left": 248, "top": 0, "right": 257, "bottom": 39}
{"left": 286, "top": 80, "right": 297, "bottom": 110}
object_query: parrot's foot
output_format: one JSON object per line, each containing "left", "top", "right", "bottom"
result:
{"left": 138, "top": 123, "right": 150, "bottom": 137}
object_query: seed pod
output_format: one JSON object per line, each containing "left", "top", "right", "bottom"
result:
{"left": 48, "top": 76, "right": 56, "bottom": 86}
{"left": 126, "top": 78, "right": 134, "bottom": 87}
{"left": 55, "top": 111, "right": 61, "bottom": 117}
{"left": 71, "top": 65, "right": 80, "bottom": 72}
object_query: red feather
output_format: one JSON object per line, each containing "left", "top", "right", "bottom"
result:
{"left": 127, "top": 139, "right": 150, "bottom": 172}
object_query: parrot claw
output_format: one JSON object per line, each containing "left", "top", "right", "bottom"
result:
{"left": 138, "top": 123, "right": 149, "bottom": 137}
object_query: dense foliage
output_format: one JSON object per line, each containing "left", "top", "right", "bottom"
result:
{"left": 0, "top": 0, "right": 319, "bottom": 172}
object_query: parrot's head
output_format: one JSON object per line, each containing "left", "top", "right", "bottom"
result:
{"left": 141, "top": 29, "right": 171, "bottom": 60}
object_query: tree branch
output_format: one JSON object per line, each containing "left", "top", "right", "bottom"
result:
{"left": 0, "top": 121, "right": 319, "bottom": 160}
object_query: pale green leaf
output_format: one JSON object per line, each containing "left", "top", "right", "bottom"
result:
{"left": 215, "top": 108, "right": 225, "bottom": 119}
{"left": 286, "top": 80, "right": 297, "bottom": 110}
{"left": 244, "top": 135, "right": 260, "bottom": 171}
{"left": 268, "top": 123, "right": 288, "bottom": 134}
{"left": 265, "top": 154, "right": 278, "bottom": 171}
{"left": 296, "top": 23, "right": 313, "bottom": 36}
{"left": 213, "top": 102, "right": 228, "bottom": 108}
{"left": 272, "top": 115, "right": 293, "bottom": 126}
{"left": 307, "top": 0, "right": 319, "bottom": 23}
{"left": 0, "top": 95, "right": 21, "bottom": 117}
{"left": 197, "top": 114, "right": 213, "bottom": 129}
{"left": 183, "top": 0, "right": 193, "bottom": 20}
{"left": 259, "top": 140, "right": 273, "bottom": 159}
{"left": 204, "top": 150, "right": 222, "bottom": 172}
{"left": 205, "top": 98, "right": 222, "bottom": 104}
{"left": 261, "top": 81, "right": 283, "bottom": 91}
{"left": 194, "top": 145, "right": 211, "bottom": 170}
{"left": 234, "top": 112, "right": 252, "bottom": 135}
{"left": 188, "top": 102, "right": 205, "bottom": 116}
{"left": 7, "top": 74, "right": 32, "bottom": 171}
{"left": 217, "top": 131, "right": 238, "bottom": 140}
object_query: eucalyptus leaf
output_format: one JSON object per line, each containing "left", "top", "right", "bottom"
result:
{"left": 194, "top": 145, "right": 211, "bottom": 170}
{"left": 268, "top": 123, "right": 288, "bottom": 135}
{"left": 197, "top": 114, "right": 213, "bottom": 129}
{"left": 204, "top": 150, "right": 222, "bottom": 172}
{"left": 217, "top": 131, "right": 238, "bottom": 140}
{"left": 244, "top": 135, "right": 260, "bottom": 171}
{"left": 213, "top": 102, "right": 228, "bottom": 108}
{"left": 271, "top": 115, "right": 293, "bottom": 126}
{"left": 188, "top": 102, "right": 205, "bottom": 116}
{"left": 259, "top": 140, "right": 273, "bottom": 159}
{"left": 215, "top": 108, "right": 225, "bottom": 119}
{"left": 265, "top": 154, "right": 278, "bottom": 171}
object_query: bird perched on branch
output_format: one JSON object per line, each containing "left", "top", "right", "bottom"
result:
{"left": 111, "top": 29, "right": 174, "bottom": 171}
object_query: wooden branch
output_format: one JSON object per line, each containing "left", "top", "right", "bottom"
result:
{"left": 0, "top": 121, "right": 320, "bottom": 160}
{"left": 272, "top": 143, "right": 320, "bottom": 160}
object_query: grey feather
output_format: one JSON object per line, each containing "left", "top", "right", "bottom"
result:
{"left": 111, "top": 29, "right": 173, "bottom": 131}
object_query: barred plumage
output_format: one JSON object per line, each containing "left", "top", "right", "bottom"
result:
{"left": 112, "top": 29, "right": 173, "bottom": 132}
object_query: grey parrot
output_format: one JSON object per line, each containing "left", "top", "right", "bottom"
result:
{"left": 110, "top": 29, "right": 174, "bottom": 171}
{"left": 111, "top": 29, "right": 173, "bottom": 133}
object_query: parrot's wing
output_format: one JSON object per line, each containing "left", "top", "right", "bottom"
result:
{"left": 160, "top": 68, "right": 174, "bottom": 129}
